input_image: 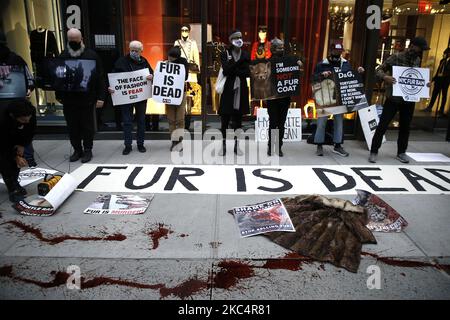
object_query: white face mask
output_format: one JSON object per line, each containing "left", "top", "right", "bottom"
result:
{"left": 232, "top": 39, "right": 243, "bottom": 48}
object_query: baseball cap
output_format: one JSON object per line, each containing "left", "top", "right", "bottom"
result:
{"left": 410, "top": 37, "right": 430, "bottom": 51}
{"left": 330, "top": 42, "right": 344, "bottom": 52}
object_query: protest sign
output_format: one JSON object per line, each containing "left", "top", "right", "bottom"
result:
{"left": 393, "top": 66, "right": 430, "bottom": 102}
{"left": 0, "top": 168, "right": 58, "bottom": 187}
{"left": 152, "top": 61, "right": 186, "bottom": 105}
{"left": 255, "top": 108, "right": 302, "bottom": 142}
{"left": 84, "top": 194, "right": 153, "bottom": 215}
{"left": 335, "top": 69, "right": 369, "bottom": 112}
{"left": 250, "top": 56, "right": 301, "bottom": 101}
{"left": 358, "top": 105, "right": 386, "bottom": 150}
{"left": 108, "top": 68, "right": 152, "bottom": 106}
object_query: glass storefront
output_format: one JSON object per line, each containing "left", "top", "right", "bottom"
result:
{"left": 1, "top": 0, "right": 449, "bottom": 136}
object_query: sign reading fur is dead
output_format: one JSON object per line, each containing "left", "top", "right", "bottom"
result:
{"left": 152, "top": 61, "right": 186, "bottom": 105}
{"left": 71, "top": 164, "right": 450, "bottom": 195}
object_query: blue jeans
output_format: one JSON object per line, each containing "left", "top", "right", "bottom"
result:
{"left": 314, "top": 114, "right": 344, "bottom": 145}
{"left": 121, "top": 101, "right": 147, "bottom": 147}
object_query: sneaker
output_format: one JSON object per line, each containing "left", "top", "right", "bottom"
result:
{"left": 333, "top": 146, "right": 349, "bottom": 157}
{"left": 316, "top": 145, "right": 324, "bottom": 156}
{"left": 69, "top": 151, "right": 83, "bottom": 162}
{"left": 137, "top": 145, "right": 147, "bottom": 153}
{"left": 122, "top": 146, "right": 132, "bottom": 155}
{"left": 368, "top": 153, "right": 377, "bottom": 163}
{"left": 81, "top": 150, "right": 93, "bottom": 163}
{"left": 396, "top": 153, "right": 410, "bottom": 164}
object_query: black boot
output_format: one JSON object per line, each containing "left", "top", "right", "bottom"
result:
{"left": 70, "top": 150, "right": 83, "bottom": 162}
{"left": 81, "top": 150, "right": 93, "bottom": 163}
{"left": 234, "top": 138, "right": 243, "bottom": 156}
{"left": 267, "top": 144, "right": 272, "bottom": 157}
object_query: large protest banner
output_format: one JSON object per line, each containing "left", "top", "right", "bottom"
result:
{"left": 392, "top": 66, "right": 430, "bottom": 102}
{"left": 249, "top": 56, "right": 301, "bottom": 101}
{"left": 152, "top": 61, "right": 186, "bottom": 105}
{"left": 108, "top": 68, "right": 152, "bottom": 106}
{"left": 255, "top": 108, "right": 302, "bottom": 142}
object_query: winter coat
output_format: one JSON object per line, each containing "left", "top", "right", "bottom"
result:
{"left": 56, "top": 48, "right": 106, "bottom": 106}
{"left": 219, "top": 48, "right": 250, "bottom": 116}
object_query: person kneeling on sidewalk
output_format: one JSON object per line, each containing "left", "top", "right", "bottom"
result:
{"left": 0, "top": 99, "right": 36, "bottom": 202}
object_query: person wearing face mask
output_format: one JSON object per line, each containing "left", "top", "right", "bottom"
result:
{"left": 56, "top": 28, "right": 106, "bottom": 164}
{"left": 266, "top": 38, "right": 303, "bottom": 157}
{"left": 0, "top": 99, "right": 36, "bottom": 203}
{"left": 218, "top": 30, "right": 251, "bottom": 156}
{"left": 369, "top": 37, "right": 431, "bottom": 164}
{"left": 108, "top": 41, "right": 154, "bottom": 155}
{"left": 313, "top": 43, "right": 365, "bottom": 157}
{"left": 166, "top": 47, "right": 189, "bottom": 152}
{"left": 251, "top": 25, "right": 272, "bottom": 61}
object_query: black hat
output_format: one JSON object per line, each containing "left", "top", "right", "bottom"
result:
{"left": 410, "top": 37, "right": 430, "bottom": 51}
{"left": 0, "top": 31, "right": 7, "bottom": 44}
{"left": 181, "top": 24, "right": 191, "bottom": 32}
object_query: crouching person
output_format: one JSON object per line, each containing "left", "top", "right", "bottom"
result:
{"left": 0, "top": 99, "right": 36, "bottom": 202}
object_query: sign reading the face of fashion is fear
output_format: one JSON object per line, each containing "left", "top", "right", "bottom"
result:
{"left": 152, "top": 61, "right": 186, "bottom": 105}
{"left": 108, "top": 68, "right": 152, "bottom": 106}
{"left": 392, "top": 66, "right": 430, "bottom": 102}
{"left": 255, "top": 108, "right": 302, "bottom": 142}
{"left": 71, "top": 164, "right": 450, "bottom": 195}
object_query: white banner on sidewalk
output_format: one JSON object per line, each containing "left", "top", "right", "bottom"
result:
{"left": 255, "top": 108, "right": 302, "bottom": 142}
{"left": 108, "top": 68, "right": 152, "bottom": 106}
{"left": 392, "top": 66, "right": 430, "bottom": 102}
{"left": 152, "top": 61, "right": 186, "bottom": 105}
{"left": 71, "top": 164, "right": 450, "bottom": 195}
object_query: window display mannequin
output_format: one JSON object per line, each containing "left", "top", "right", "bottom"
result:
{"left": 30, "top": 26, "right": 58, "bottom": 80}
{"left": 174, "top": 24, "right": 201, "bottom": 128}
{"left": 251, "top": 25, "right": 272, "bottom": 61}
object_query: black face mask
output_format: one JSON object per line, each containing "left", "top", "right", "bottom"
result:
{"left": 68, "top": 41, "right": 82, "bottom": 51}
{"left": 330, "top": 54, "right": 340, "bottom": 63}
{"left": 274, "top": 49, "right": 284, "bottom": 57}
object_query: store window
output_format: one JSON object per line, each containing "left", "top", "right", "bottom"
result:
{"left": 0, "top": 0, "right": 64, "bottom": 123}
{"left": 375, "top": 0, "right": 450, "bottom": 130}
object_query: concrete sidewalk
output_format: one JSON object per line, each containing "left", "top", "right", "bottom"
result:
{"left": 0, "top": 138, "right": 449, "bottom": 300}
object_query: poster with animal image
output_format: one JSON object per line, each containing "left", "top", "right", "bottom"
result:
{"left": 230, "top": 199, "right": 295, "bottom": 238}
{"left": 108, "top": 68, "right": 152, "bottom": 106}
{"left": 250, "top": 56, "right": 301, "bottom": 101}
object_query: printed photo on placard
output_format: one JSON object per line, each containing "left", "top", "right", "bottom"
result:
{"left": 0, "top": 65, "right": 27, "bottom": 99}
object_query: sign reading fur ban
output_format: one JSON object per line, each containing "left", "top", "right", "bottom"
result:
{"left": 71, "top": 164, "right": 450, "bottom": 195}
{"left": 152, "top": 61, "right": 186, "bottom": 106}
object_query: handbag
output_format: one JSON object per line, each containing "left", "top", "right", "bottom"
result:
{"left": 215, "top": 50, "right": 232, "bottom": 95}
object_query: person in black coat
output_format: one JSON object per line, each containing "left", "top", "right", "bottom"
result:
{"left": 56, "top": 28, "right": 106, "bottom": 164}
{"left": 424, "top": 47, "right": 450, "bottom": 116}
{"left": 0, "top": 99, "right": 36, "bottom": 202}
{"left": 218, "top": 30, "right": 250, "bottom": 156}
{"left": 108, "top": 41, "right": 154, "bottom": 155}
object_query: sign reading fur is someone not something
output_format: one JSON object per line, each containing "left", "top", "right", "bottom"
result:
{"left": 71, "top": 164, "right": 450, "bottom": 195}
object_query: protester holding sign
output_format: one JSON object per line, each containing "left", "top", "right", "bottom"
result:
{"left": 165, "top": 47, "right": 188, "bottom": 152}
{"left": 266, "top": 38, "right": 303, "bottom": 157}
{"left": 108, "top": 41, "right": 153, "bottom": 155}
{"left": 0, "top": 99, "right": 36, "bottom": 203}
{"left": 369, "top": 37, "right": 431, "bottom": 164}
{"left": 218, "top": 30, "right": 251, "bottom": 156}
{"left": 56, "top": 28, "right": 106, "bottom": 164}
{"left": 312, "top": 43, "right": 364, "bottom": 157}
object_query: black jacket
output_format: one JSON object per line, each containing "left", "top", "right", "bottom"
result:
{"left": 0, "top": 103, "right": 36, "bottom": 158}
{"left": 56, "top": 48, "right": 106, "bottom": 105}
{"left": 219, "top": 48, "right": 250, "bottom": 115}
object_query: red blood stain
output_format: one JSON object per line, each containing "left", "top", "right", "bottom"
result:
{"left": 401, "top": 273, "right": 406, "bottom": 277}
{"left": 213, "top": 260, "right": 255, "bottom": 290}
{"left": 361, "top": 252, "right": 438, "bottom": 268}
{"left": 178, "top": 234, "right": 189, "bottom": 238}
{"left": 82, "top": 277, "right": 165, "bottom": 290}
{"left": 261, "top": 252, "right": 314, "bottom": 271}
{"left": 1, "top": 220, "right": 126, "bottom": 245}
{"left": 160, "top": 278, "right": 208, "bottom": 299}
{"left": 0, "top": 265, "right": 13, "bottom": 277}
{"left": 148, "top": 223, "right": 174, "bottom": 250}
